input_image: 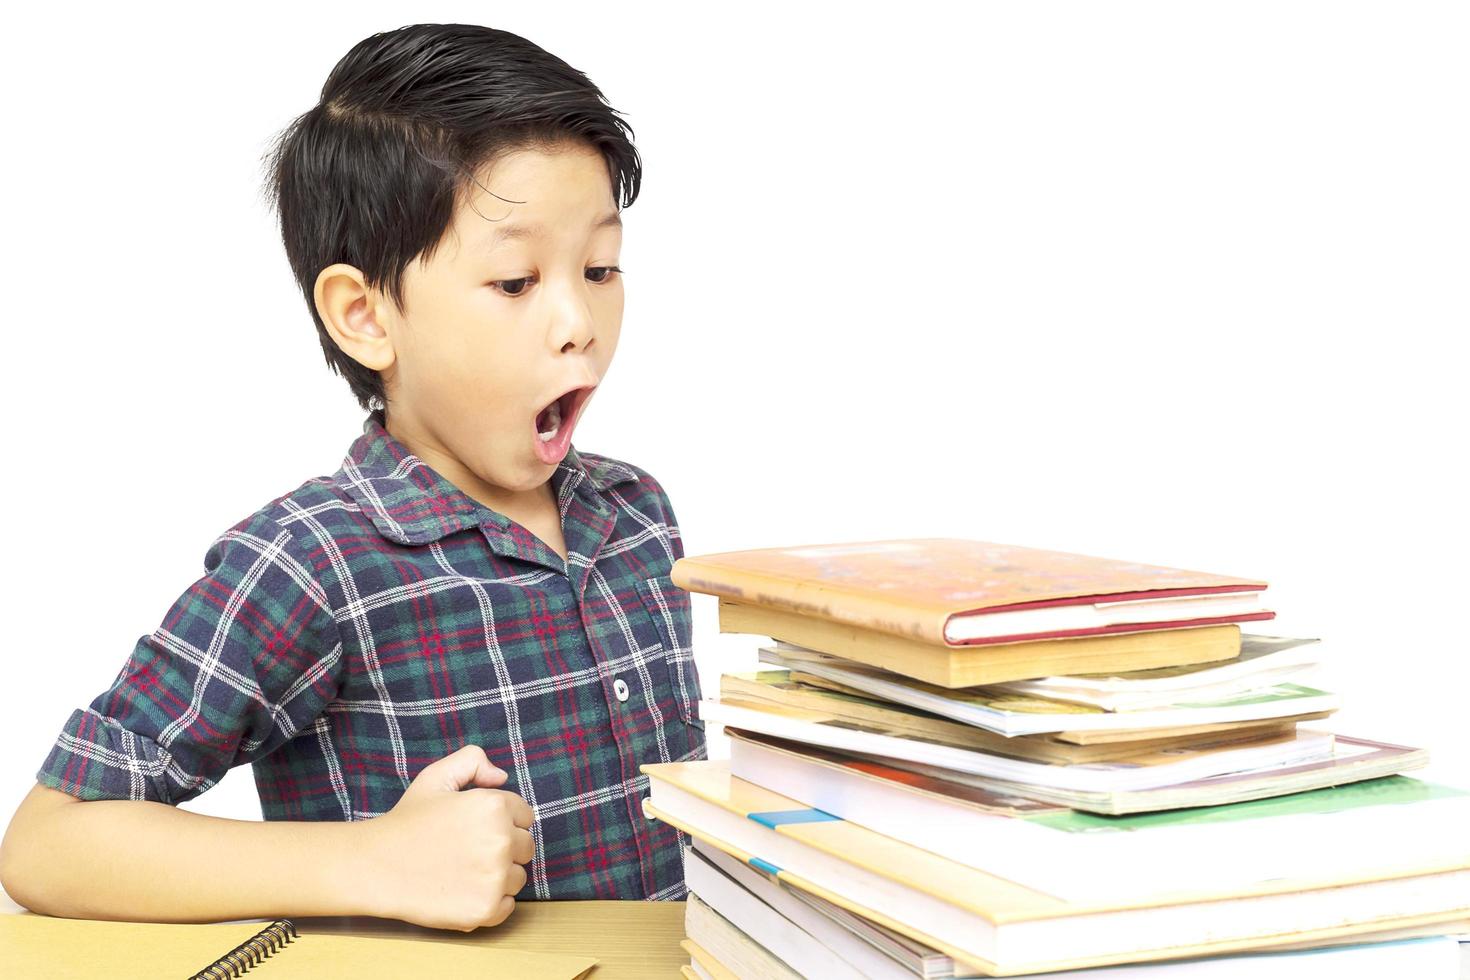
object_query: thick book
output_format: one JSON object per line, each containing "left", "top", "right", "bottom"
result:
{"left": 684, "top": 839, "right": 1465, "bottom": 979}
{"left": 723, "top": 600, "right": 1245, "bottom": 687}
{"left": 686, "top": 840, "right": 978, "bottom": 978}
{"left": 684, "top": 893, "right": 802, "bottom": 980}
{"left": 675, "top": 538, "right": 1274, "bottom": 647}
{"left": 684, "top": 845, "right": 871, "bottom": 979}
{"left": 640, "top": 758, "right": 1470, "bottom": 976}
{"left": 726, "top": 728, "right": 1466, "bottom": 901}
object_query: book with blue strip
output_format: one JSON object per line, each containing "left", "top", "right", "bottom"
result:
{"left": 641, "top": 757, "right": 1470, "bottom": 976}
{"left": 722, "top": 727, "right": 1468, "bottom": 903}
{"left": 680, "top": 839, "right": 1465, "bottom": 979}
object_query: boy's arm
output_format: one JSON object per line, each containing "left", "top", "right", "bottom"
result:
{"left": 1, "top": 507, "right": 357, "bottom": 918}
{"left": 2, "top": 744, "right": 531, "bottom": 929}
{"left": 28, "top": 508, "right": 347, "bottom": 807}
{"left": 2, "top": 509, "right": 534, "bottom": 931}
{"left": 0, "top": 782, "right": 381, "bottom": 921}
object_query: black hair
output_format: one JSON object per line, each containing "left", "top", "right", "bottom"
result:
{"left": 261, "top": 23, "right": 641, "bottom": 415}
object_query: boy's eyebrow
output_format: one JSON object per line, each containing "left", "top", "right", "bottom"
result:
{"left": 483, "top": 210, "right": 622, "bottom": 249}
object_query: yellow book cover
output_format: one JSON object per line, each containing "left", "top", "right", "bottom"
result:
{"left": 722, "top": 599, "right": 1242, "bottom": 687}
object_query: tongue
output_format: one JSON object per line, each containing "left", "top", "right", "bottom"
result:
{"left": 536, "top": 399, "right": 562, "bottom": 435}
{"left": 533, "top": 397, "right": 572, "bottom": 464}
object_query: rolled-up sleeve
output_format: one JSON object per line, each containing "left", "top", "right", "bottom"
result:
{"left": 36, "top": 508, "right": 345, "bottom": 805}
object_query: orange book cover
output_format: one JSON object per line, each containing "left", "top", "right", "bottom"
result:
{"left": 672, "top": 538, "right": 1271, "bottom": 647}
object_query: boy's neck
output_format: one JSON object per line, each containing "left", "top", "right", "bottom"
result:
{"left": 384, "top": 412, "right": 558, "bottom": 523}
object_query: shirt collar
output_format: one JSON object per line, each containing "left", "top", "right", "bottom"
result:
{"left": 333, "top": 408, "right": 640, "bottom": 546}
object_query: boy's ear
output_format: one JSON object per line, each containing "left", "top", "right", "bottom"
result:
{"left": 313, "top": 263, "right": 397, "bottom": 372}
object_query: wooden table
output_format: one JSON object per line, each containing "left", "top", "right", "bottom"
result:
{"left": 2, "top": 889, "right": 689, "bottom": 979}
{"left": 291, "top": 900, "right": 690, "bottom": 979}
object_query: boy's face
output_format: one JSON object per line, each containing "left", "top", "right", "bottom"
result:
{"left": 334, "top": 142, "right": 624, "bottom": 504}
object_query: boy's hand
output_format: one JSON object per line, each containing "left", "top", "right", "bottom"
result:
{"left": 363, "top": 744, "right": 535, "bottom": 932}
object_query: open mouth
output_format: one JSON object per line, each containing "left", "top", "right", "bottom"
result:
{"left": 533, "top": 385, "right": 594, "bottom": 463}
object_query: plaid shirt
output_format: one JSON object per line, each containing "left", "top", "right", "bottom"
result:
{"left": 36, "top": 409, "right": 706, "bottom": 901}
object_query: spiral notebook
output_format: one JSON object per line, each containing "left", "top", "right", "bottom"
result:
{"left": 0, "top": 912, "right": 597, "bottom": 979}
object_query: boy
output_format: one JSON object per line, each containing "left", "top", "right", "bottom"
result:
{"left": 0, "top": 23, "right": 705, "bottom": 932}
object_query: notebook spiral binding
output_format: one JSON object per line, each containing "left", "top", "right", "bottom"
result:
{"left": 189, "top": 919, "right": 298, "bottom": 979}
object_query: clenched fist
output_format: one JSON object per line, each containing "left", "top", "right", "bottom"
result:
{"left": 362, "top": 744, "right": 535, "bottom": 931}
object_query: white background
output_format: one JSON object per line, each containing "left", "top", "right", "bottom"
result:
{"left": 2, "top": 0, "right": 1466, "bottom": 855}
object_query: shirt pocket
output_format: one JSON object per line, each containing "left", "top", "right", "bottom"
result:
{"left": 635, "top": 572, "right": 704, "bottom": 729}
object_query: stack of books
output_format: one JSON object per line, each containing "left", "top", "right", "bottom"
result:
{"left": 640, "top": 538, "right": 1470, "bottom": 978}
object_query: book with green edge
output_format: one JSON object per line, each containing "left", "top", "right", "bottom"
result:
{"left": 640, "top": 757, "right": 1470, "bottom": 976}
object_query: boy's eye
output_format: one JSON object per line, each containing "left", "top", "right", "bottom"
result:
{"left": 585, "top": 265, "right": 622, "bottom": 284}
{"left": 494, "top": 276, "right": 534, "bottom": 297}
{"left": 488, "top": 266, "right": 623, "bottom": 297}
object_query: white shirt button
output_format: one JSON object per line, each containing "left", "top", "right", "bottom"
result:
{"left": 613, "top": 677, "right": 630, "bottom": 702}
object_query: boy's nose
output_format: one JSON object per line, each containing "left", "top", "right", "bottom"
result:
{"left": 548, "top": 308, "right": 597, "bottom": 354}
{"left": 545, "top": 273, "right": 602, "bottom": 354}
{"left": 553, "top": 321, "right": 594, "bottom": 354}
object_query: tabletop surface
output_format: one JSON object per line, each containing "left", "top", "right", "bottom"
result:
{"left": 291, "top": 899, "right": 690, "bottom": 979}
{"left": 2, "top": 889, "right": 689, "bottom": 979}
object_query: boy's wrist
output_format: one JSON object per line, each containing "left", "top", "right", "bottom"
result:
{"left": 328, "top": 816, "right": 396, "bottom": 919}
